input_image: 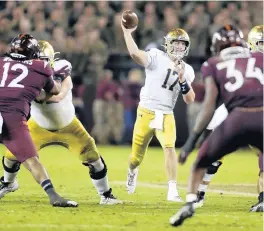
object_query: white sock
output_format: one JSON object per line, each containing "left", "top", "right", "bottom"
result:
{"left": 92, "top": 176, "right": 110, "bottom": 196}
{"left": 186, "top": 193, "right": 197, "bottom": 202}
{"left": 202, "top": 173, "right": 214, "bottom": 182}
{"left": 89, "top": 159, "right": 110, "bottom": 195}
{"left": 198, "top": 183, "right": 208, "bottom": 192}
{"left": 3, "top": 158, "right": 19, "bottom": 183}
{"left": 168, "top": 180, "right": 179, "bottom": 195}
{"left": 197, "top": 172, "right": 215, "bottom": 193}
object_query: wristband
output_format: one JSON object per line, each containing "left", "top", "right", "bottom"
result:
{"left": 179, "top": 80, "right": 190, "bottom": 94}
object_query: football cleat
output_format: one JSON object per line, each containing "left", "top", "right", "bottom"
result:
{"left": 249, "top": 201, "right": 264, "bottom": 212}
{"left": 100, "top": 188, "right": 123, "bottom": 205}
{"left": 0, "top": 176, "right": 19, "bottom": 199}
{"left": 169, "top": 202, "right": 195, "bottom": 227}
{"left": 52, "top": 198, "right": 78, "bottom": 207}
{"left": 193, "top": 191, "right": 205, "bottom": 209}
{"left": 126, "top": 168, "right": 138, "bottom": 194}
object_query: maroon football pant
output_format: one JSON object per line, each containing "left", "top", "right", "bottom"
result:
{"left": 195, "top": 109, "right": 263, "bottom": 169}
{"left": 0, "top": 112, "right": 38, "bottom": 163}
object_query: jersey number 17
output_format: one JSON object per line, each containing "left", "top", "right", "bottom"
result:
{"left": 161, "top": 68, "right": 179, "bottom": 91}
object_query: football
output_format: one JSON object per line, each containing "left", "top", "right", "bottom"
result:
{"left": 122, "top": 10, "right": 138, "bottom": 29}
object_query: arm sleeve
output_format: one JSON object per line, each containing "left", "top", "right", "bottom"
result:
{"left": 53, "top": 59, "right": 72, "bottom": 81}
{"left": 145, "top": 48, "right": 159, "bottom": 70}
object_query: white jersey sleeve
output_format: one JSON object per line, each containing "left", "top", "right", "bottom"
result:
{"left": 54, "top": 59, "right": 72, "bottom": 79}
{"left": 145, "top": 48, "right": 160, "bottom": 70}
{"left": 54, "top": 59, "right": 72, "bottom": 71}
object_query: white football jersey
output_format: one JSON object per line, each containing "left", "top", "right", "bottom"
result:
{"left": 139, "top": 48, "right": 195, "bottom": 113}
{"left": 30, "top": 59, "right": 75, "bottom": 130}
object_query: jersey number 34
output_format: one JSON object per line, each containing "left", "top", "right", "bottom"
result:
{"left": 217, "top": 58, "right": 263, "bottom": 92}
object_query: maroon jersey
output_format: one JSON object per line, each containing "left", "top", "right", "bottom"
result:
{"left": 201, "top": 48, "right": 263, "bottom": 112}
{"left": 0, "top": 56, "right": 54, "bottom": 117}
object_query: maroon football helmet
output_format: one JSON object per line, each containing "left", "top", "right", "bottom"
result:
{"left": 211, "top": 25, "right": 247, "bottom": 55}
{"left": 9, "top": 34, "right": 40, "bottom": 59}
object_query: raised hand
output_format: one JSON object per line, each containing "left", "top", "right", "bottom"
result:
{"left": 174, "top": 60, "right": 185, "bottom": 82}
{"left": 121, "top": 16, "right": 137, "bottom": 33}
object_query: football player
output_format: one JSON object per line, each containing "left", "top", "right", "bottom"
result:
{"left": 193, "top": 105, "right": 228, "bottom": 208}
{"left": 170, "top": 25, "right": 263, "bottom": 227}
{"left": 194, "top": 25, "right": 264, "bottom": 211}
{"left": 0, "top": 40, "right": 122, "bottom": 205}
{"left": 0, "top": 34, "right": 77, "bottom": 207}
{"left": 248, "top": 25, "right": 264, "bottom": 53}
{"left": 121, "top": 18, "right": 195, "bottom": 202}
{"left": 245, "top": 24, "right": 263, "bottom": 212}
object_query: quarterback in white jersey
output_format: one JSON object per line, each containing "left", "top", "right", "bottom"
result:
{"left": 139, "top": 48, "right": 195, "bottom": 113}
{"left": 121, "top": 18, "right": 195, "bottom": 202}
{"left": 0, "top": 41, "right": 122, "bottom": 205}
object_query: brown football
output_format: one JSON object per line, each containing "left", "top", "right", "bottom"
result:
{"left": 122, "top": 10, "right": 138, "bottom": 29}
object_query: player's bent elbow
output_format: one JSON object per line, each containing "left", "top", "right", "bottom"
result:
{"left": 130, "top": 51, "right": 147, "bottom": 67}
{"left": 130, "top": 54, "right": 144, "bottom": 66}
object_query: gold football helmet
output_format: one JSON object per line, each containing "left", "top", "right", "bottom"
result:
{"left": 38, "top": 40, "right": 56, "bottom": 67}
{"left": 164, "top": 28, "right": 191, "bottom": 60}
{"left": 248, "top": 25, "right": 263, "bottom": 53}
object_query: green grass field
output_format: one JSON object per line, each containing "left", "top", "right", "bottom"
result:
{"left": 0, "top": 145, "right": 262, "bottom": 231}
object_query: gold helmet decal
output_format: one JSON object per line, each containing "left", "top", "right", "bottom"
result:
{"left": 38, "top": 40, "right": 56, "bottom": 67}
{"left": 164, "top": 28, "right": 191, "bottom": 60}
{"left": 248, "top": 25, "right": 264, "bottom": 53}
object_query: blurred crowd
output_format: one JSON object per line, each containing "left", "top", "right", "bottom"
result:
{"left": 0, "top": 1, "right": 263, "bottom": 144}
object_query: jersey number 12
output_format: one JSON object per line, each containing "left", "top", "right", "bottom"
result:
{"left": 0, "top": 62, "right": 28, "bottom": 88}
{"left": 161, "top": 68, "right": 178, "bottom": 91}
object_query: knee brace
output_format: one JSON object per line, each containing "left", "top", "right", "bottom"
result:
{"left": 83, "top": 156, "right": 107, "bottom": 180}
{"left": 206, "top": 160, "right": 222, "bottom": 174}
{"left": 2, "top": 157, "right": 21, "bottom": 173}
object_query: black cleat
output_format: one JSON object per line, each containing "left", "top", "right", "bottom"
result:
{"left": 169, "top": 202, "right": 195, "bottom": 227}
{"left": 0, "top": 176, "right": 19, "bottom": 199}
{"left": 250, "top": 201, "right": 263, "bottom": 212}
{"left": 193, "top": 191, "right": 205, "bottom": 209}
{"left": 51, "top": 198, "right": 78, "bottom": 207}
